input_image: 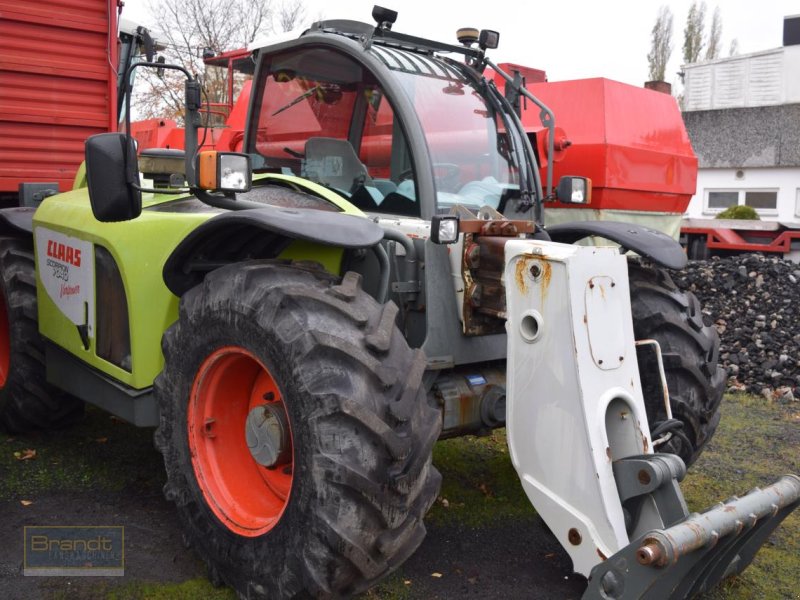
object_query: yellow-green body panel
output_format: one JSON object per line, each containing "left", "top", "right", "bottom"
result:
{"left": 34, "top": 190, "right": 216, "bottom": 389}
{"left": 33, "top": 175, "right": 360, "bottom": 390}
{"left": 71, "top": 161, "right": 87, "bottom": 190}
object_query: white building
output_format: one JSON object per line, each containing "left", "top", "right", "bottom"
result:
{"left": 682, "top": 15, "right": 800, "bottom": 223}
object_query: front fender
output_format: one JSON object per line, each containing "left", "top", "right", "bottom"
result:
{"left": 546, "top": 220, "right": 687, "bottom": 270}
{"left": 163, "top": 205, "right": 384, "bottom": 296}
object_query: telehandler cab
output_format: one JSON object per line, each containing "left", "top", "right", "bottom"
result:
{"left": 0, "top": 6, "right": 797, "bottom": 598}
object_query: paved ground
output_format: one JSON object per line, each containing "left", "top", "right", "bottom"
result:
{"left": 0, "top": 491, "right": 585, "bottom": 599}
{"left": 0, "top": 405, "right": 585, "bottom": 599}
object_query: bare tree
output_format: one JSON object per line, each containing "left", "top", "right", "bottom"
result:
{"left": 647, "top": 6, "right": 674, "bottom": 81}
{"left": 705, "top": 6, "right": 722, "bottom": 60}
{"left": 278, "top": 0, "right": 306, "bottom": 32}
{"left": 683, "top": 1, "right": 706, "bottom": 64}
{"left": 728, "top": 38, "right": 739, "bottom": 56}
{"left": 133, "top": 0, "right": 311, "bottom": 123}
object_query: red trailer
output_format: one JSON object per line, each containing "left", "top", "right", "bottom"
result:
{"left": 0, "top": 0, "right": 121, "bottom": 204}
{"left": 682, "top": 218, "right": 800, "bottom": 262}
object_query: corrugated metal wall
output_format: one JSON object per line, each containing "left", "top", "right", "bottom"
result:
{"left": 0, "top": 0, "right": 117, "bottom": 194}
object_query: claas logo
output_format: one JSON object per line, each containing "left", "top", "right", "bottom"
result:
{"left": 47, "top": 240, "right": 82, "bottom": 267}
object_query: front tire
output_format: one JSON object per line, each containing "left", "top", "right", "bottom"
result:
{"left": 629, "top": 262, "right": 725, "bottom": 466}
{"left": 0, "top": 237, "right": 83, "bottom": 432}
{"left": 155, "top": 261, "right": 442, "bottom": 598}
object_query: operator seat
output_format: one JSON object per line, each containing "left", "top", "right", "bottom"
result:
{"left": 303, "top": 137, "right": 372, "bottom": 194}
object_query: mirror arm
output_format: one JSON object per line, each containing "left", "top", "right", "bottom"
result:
{"left": 485, "top": 58, "right": 556, "bottom": 201}
{"left": 122, "top": 60, "right": 254, "bottom": 208}
{"left": 184, "top": 79, "right": 202, "bottom": 188}
{"left": 122, "top": 61, "right": 197, "bottom": 195}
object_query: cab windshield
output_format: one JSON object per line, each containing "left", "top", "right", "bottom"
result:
{"left": 249, "top": 45, "right": 521, "bottom": 216}
{"left": 372, "top": 46, "right": 522, "bottom": 212}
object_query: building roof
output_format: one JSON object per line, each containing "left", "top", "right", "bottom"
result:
{"left": 683, "top": 103, "right": 800, "bottom": 168}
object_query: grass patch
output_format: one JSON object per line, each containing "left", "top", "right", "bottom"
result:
{"left": 106, "top": 578, "right": 236, "bottom": 600}
{"left": 683, "top": 394, "right": 800, "bottom": 600}
{"left": 40, "top": 578, "right": 235, "bottom": 600}
{"left": 0, "top": 405, "right": 162, "bottom": 502}
{"left": 429, "top": 429, "right": 534, "bottom": 527}
{"left": 362, "top": 571, "right": 415, "bottom": 600}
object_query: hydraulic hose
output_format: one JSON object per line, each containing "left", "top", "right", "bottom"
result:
{"left": 372, "top": 242, "right": 391, "bottom": 304}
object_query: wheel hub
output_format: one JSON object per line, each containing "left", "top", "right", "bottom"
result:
{"left": 188, "top": 346, "right": 294, "bottom": 536}
{"left": 245, "top": 403, "right": 291, "bottom": 468}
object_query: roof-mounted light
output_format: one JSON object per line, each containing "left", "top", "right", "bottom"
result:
{"left": 372, "top": 5, "right": 398, "bottom": 30}
{"left": 479, "top": 30, "right": 500, "bottom": 50}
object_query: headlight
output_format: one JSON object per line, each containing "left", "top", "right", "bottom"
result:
{"left": 197, "top": 151, "right": 252, "bottom": 193}
{"left": 431, "top": 215, "right": 460, "bottom": 244}
{"left": 556, "top": 176, "right": 592, "bottom": 204}
{"left": 219, "top": 154, "right": 251, "bottom": 192}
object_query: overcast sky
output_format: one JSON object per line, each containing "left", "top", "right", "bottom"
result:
{"left": 122, "top": 0, "right": 798, "bottom": 89}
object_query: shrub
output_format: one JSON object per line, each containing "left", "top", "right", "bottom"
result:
{"left": 715, "top": 205, "right": 760, "bottom": 220}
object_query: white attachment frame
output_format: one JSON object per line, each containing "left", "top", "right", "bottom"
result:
{"left": 504, "top": 240, "right": 653, "bottom": 576}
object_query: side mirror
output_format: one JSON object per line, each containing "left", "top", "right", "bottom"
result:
{"left": 556, "top": 176, "right": 592, "bottom": 204}
{"left": 85, "top": 133, "right": 142, "bottom": 222}
{"left": 197, "top": 151, "right": 252, "bottom": 193}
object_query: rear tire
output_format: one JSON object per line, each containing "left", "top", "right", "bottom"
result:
{"left": 155, "top": 261, "right": 442, "bottom": 598}
{"left": 629, "top": 262, "right": 725, "bottom": 466}
{"left": 687, "top": 235, "right": 710, "bottom": 261}
{"left": 0, "top": 237, "right": 84, "bottom": 433}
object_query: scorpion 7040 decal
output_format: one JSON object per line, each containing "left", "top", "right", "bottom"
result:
{"left": 34, "top": 227, "right": 95, "bottom": 339}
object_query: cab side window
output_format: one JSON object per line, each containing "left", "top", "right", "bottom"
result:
{"left": 250, "top": 48, "right": 418, "bottom": 216}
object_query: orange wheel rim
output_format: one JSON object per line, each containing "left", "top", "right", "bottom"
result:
{"left": 0, "top": 289, "right": 10, "bottom": 388}
{"left": 188, "top": 347, "right": 293, "bottom": 536}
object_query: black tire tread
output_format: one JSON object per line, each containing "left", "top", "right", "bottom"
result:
{"left": 630, "top": 262, "right": 725, "bottom": 466}
{"left": 0, "top": 236, "right": 84, "bottom": 433}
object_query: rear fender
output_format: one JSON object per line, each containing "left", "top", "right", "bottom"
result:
{"left": 163, "top": 205, "right": 384, "bottom": 296}
{"left": 546, "top": 220, "right": 687, "bottom": 270}
{"left": 0, "top": 207, "right": 35, "bottom": 236}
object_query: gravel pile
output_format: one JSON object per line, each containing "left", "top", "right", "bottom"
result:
{"left": 671, "top": 254, "right": 800, "bottom": 399}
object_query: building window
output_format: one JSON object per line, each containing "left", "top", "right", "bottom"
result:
{"left": 744, "top": 191, "right": 777, "bottom": 210}
{"left": 704, "top": 189, "right": 778, "bottom": 215}
{"left": 707, "top": 191, "right": 738, "bottom": 210}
